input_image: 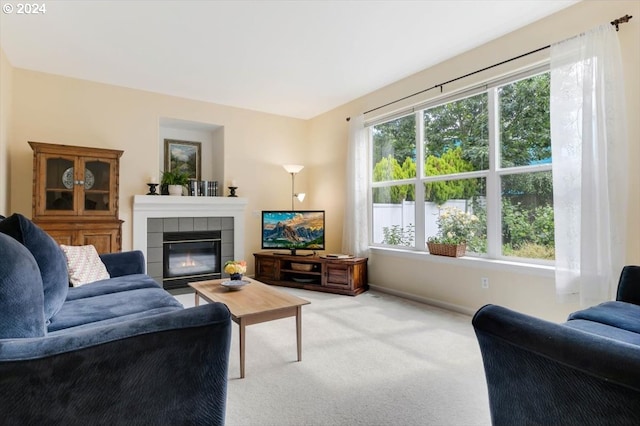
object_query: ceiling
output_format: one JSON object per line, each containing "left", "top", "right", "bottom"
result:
{"left": 0, "top": 0, "right": 579, "bottom": 119}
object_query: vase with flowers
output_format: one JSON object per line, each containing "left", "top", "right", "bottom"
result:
{"left": 224, "top": 260, "right": 247, "bottom": 281}
{"left": 427, "top": 207, "right": 479, "bottom": 257}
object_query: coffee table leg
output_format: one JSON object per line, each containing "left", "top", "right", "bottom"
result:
{"left": 239, "top": 319, "right": 246, "bottom": 378}
{"left": 194, "top": 292, "right": 200, "bottom": 307}
{"left": 296, "top": 306, "right": 302, "bottom": 362}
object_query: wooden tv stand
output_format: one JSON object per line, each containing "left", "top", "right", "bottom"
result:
{"left": 253, "top": 252, "right": 368, "bottom": 296}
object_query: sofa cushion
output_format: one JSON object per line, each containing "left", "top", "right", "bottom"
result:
{"left": 65, "top": 273, "right": 161, "bottom": 301}
{"left": 99, "top": 250, "right": 145, "bottom": 277}
{"left": 60, "top": 244, "right": 110, "bottom": 286}
{"left": 0, "top": 233, "right": 46, "bottom": 338}
{"left": 568, "top": 301, "right": 640, "bottom": 334}
{"left": 565, "top": 319, "right": 640, "bottom": 347}
{"left": 0, "top": 213, "right": 68, "bottom": 320}
{"left": 46, "top": 306, "right": 186, "bottom": 335}
{"left": 48, "top": 287, "right": 183, "bottom": 332}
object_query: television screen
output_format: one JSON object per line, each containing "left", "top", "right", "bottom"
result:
{"left": 261, "top": 210, "right": 325, "bottom": 254}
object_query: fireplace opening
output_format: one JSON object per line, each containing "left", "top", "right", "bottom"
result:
{"left": 163, "top": 230, "right": 221, "bottom": 289}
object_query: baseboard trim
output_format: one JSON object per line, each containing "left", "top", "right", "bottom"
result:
{"left": 368, "top": 284, "right": 477, "bottom": 317}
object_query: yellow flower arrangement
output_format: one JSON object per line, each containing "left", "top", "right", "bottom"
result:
{"left": 224, "top": 260, "right": 247, "bottom": 276}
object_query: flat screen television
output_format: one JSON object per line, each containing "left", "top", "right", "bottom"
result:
{"left": 261, "top": 210, "right": 325, "bottom": 255}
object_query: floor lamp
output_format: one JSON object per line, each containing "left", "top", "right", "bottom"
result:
{"left": 282, "top": 164, "right": 306, "bottom": 210}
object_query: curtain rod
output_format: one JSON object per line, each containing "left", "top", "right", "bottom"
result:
{"left": 346, "top": 14, "right": 632, "bottom": 122}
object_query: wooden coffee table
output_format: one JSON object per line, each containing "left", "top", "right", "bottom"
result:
{"left": 189, "top": 277, "right": 310, "bottom": 378}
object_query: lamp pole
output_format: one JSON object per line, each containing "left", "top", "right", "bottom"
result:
{"left": 283, "top": 164, "right": 304, "bottom": 211}
{"left": 290, "top": 172, "right": 296, "bottom": 210}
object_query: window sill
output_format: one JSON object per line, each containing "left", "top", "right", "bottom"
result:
{"left": 368, "top": 246, "right": 554, "bottom": 278}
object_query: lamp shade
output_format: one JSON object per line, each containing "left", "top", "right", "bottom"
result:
{"left": 282, "top": 164, "right": 304, "bottom": 174}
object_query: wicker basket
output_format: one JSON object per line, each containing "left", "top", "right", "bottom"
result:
{"left": 427, "top": 242, "right": 466, "bottom": 257}
{"left": 291, "top": 262, "right": 314, "bottom": 272}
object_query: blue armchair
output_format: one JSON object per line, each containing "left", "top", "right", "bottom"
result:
{"left": 473, "top": 266, "right": 640, "bottom": 425}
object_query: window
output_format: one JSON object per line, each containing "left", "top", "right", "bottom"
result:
{"left": 370, "top": 71, "right": 553, "bottom": 262}
{"left": 371, "top": 115, "right": 416, "bottom": 248}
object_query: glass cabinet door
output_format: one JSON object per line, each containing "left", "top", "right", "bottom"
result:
{"left": 80, "top": 158, "right": 116, "bottom": 215}
{"left": 38, "top": 155, "right": 117, "bottom": 217}
{"left": 44, "top": 156, "right": 76, "bottom": 213}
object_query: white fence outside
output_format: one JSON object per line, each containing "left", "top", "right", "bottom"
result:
{"left": 372, "top": 199, "right": 470, "bottom": 244}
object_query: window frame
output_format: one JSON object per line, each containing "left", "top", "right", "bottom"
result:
{"left": 367, "top": 64, "right": 553, "bottom": 265}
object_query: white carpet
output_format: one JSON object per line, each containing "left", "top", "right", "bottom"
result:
{"left": 174, "top": 287, "right": 491, "bottom": 426}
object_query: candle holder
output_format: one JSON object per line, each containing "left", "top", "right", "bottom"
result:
{"left": 146, "top": 183, "right": 159, "bottom": 195}
{"left": 228, "top": 186, "right": 238, "bottom": 197}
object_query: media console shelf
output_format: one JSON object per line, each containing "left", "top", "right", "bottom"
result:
{"left": 253, "top": 252, "right": 368, "bottom": 296}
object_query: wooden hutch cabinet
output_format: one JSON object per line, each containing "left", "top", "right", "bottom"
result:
{"left": 29, "top": 142, "right": 124, "bottom": 254}
{"left": 254, "top": 252, "right": 368, "bottom": 296}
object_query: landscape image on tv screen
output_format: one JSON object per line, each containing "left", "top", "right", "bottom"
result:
{"left": 262, "top": 211, "right": 325, "bottom": 251}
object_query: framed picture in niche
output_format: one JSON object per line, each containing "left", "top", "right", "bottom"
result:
{"left": 164, "top": 139, "right": 201, "bottom": 181}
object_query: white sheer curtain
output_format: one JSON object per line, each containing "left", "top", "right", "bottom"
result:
{"left": 551, "top": 23, "right": 628, "bottom": 306}
{"left": 342, "top": 114, "right": 369, "bottom": 257}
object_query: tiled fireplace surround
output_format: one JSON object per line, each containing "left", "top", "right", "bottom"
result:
{"left": 132, "top": 195, "right": 248, "bottom": 286}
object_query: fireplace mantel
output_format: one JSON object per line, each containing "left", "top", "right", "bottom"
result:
{"left": 132, "top": 195, "right": 248, "bottom": 265}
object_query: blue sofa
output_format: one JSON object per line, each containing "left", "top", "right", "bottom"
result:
{"left": 473, "top": 266, "right": 640, "bottom": 425}
{"left": 0, "top": 213, "right": 232, "bottom": 425}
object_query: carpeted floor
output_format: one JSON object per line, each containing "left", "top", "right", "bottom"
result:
{"left": 174, "top": 287, "right": 491, "bottom": 426}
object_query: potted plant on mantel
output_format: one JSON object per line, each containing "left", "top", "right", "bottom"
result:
{"left": 427, "top": 206, "right": 480, "bottom": 257}
{"left": 161, "top": 170, "right": 190, "bottom": 196}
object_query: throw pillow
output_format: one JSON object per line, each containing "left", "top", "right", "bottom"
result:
{"left": 0, "top": 213, "right": 69, "bottom": 321}
{"left": 60, "top": 244, "right": 111, "bottom": 286}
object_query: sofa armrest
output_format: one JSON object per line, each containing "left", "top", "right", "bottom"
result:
{"left": 99, "top": 250, "right": 145, "bottom": 277}
{"left": 616, "top": 265, "right": 640, "bottom": 305}
{"left": 473, "top": 304, "right": 640, "bottom": 425}
{"left": 0, "top": 303, "right": 231, "bottom": 425}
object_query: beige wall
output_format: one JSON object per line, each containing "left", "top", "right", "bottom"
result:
{"left": 2, "top": 0, "right": 638, "bottom": 322}
{"left": 0, "top": 48, "right": 12, "bottom": 216}
{"left": 6, "top": 68, "right": 316, "bottom": 264}
{"left": 309, "top": 0, "right": 640, "bottom": 322}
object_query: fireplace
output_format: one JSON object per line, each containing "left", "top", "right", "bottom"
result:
{"left": 163, "top": 231, "right": 221, "bottom": 289}
{"left": 132, "top": 195, "right": 248, "bottom": 290}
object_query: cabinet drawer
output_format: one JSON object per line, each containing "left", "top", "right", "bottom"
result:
{"left": 257, "top": 258, "right": 278, "bottom": 280}
{"left": 326, "top": 264, "right": 351, "bottom": 288}
{"left": 80, "top": 230, "right": 119, "bottom": 254}
{"left": 46, "top": 230, "right": 73, "bottom": 247}
{"left": 35, "top": 220, "right": 122, "bottom": 254}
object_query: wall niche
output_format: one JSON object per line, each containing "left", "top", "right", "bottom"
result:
{"left": 158, "top": 117, "right": 224, "bottom": 193}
